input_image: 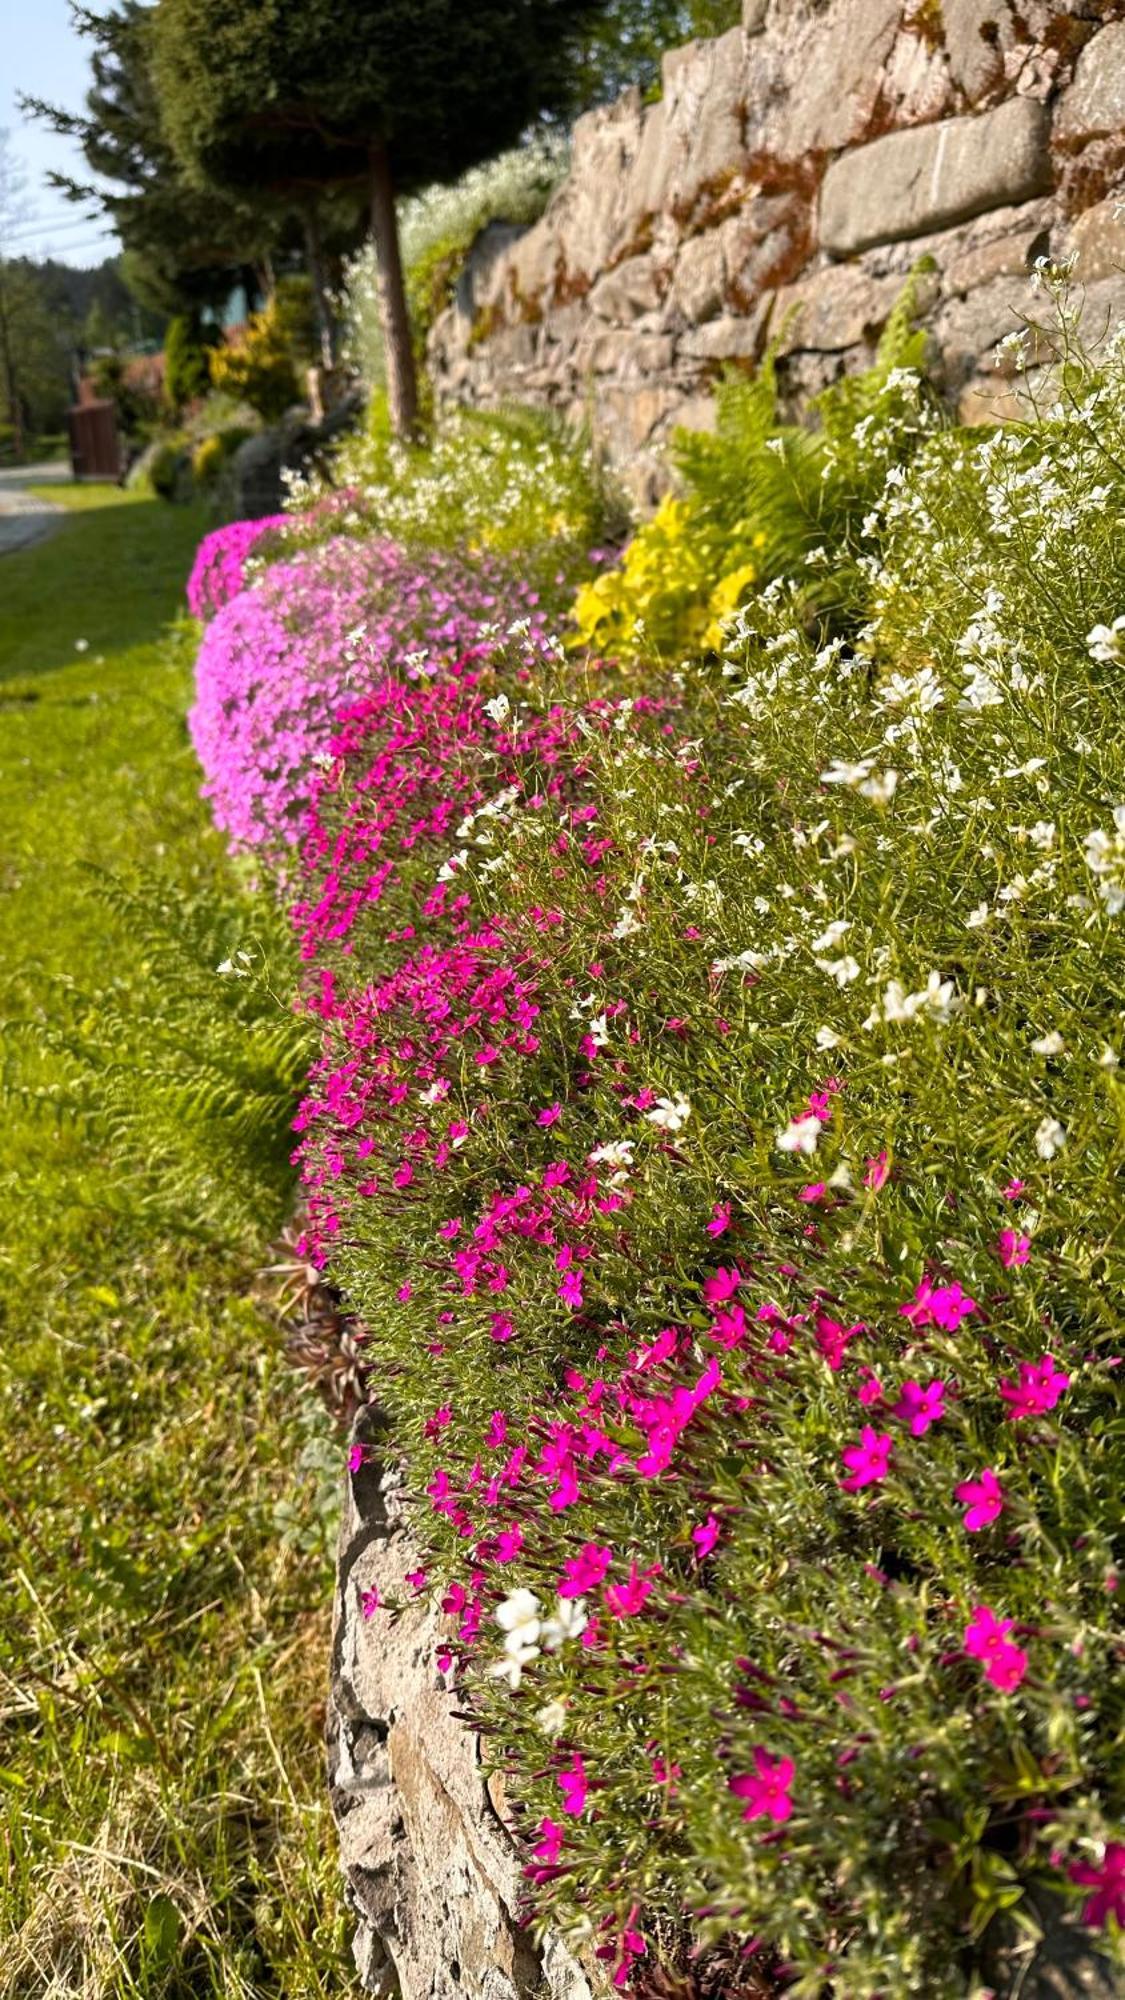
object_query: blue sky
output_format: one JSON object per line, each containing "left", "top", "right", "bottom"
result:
{"left": 2, "top": 0, "right": 119, "bottom": 265}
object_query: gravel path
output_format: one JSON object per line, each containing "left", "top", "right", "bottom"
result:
{"left": 0, "top": 462, "right": 70, "bottom": 556}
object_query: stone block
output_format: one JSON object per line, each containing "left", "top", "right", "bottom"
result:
{"left": 669, "top": 230, "right": 727, "bottom": 322}
{"left": 661, "top": 29, "right": 753, "bottom": 222}
{"left": 742, "top": 0, "right": 768, "bottom": 30}
{"left": 772, "top": 263, "right": 904, "bottom": 353}
{"left": 820, "top": 98, "right": 1052, "bottom": 256}
{"left": 940, "top": 0, "right": 1019, "bottom": 104}
{"left": 943, "top": 215, "right": 1051, "bottom": 294}
{"left": 933, "top": 271, "right": 1042, "bottom": 384}
{"left": 587, "top": 329, "right": 677, "bottom": 379}
{"left": 589, "top": 254, "right": 664, "bottom": 323}
{"left": 677, "top": 309, "right": 768, "bottom": 359}
{"left": 1055, "top": 21, "right": 1125, "bottom": 146}
{"left": 773, "top": 0, "right": 904, "bottom": 159}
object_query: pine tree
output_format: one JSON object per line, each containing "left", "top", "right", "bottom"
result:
{"left": 149, "top": 0, "right": 611, "bottom": 436}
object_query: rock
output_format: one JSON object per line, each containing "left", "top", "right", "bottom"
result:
{"left": 1055, "top": 21, "right": 1125, "bottom": 145}
{"left": 329, "top": 1444, "right": 603, "bottom": 1999}
{"left": 772, "top": 264, "right": 905, "bottom": 352}
{"left": 669, "top": 231, "right": 727, "bottom": 322}
{"left": 586, "top": 329, "right": 677, "bottom": 378}
{"left": 940, "top": 0, "right": 1020, "bottom": 104}
{"left": 943, "top": 214, "right": 1052, "bottom": 293}
{"left": 1063, "top": 194, "right": 1125, "bottom": 280}
{"left": 933, "top": 271, "right": 1042, "bottom": 384}
{"left": 453, "top": 222, "right": 529, "bottom": 324}
{"left": 820, "top": 98, "right": 1052, "bottom": 256}
{"left": 773, "top": 0, "right": 904, "bottom": 159}
{"left": 742, "top": 0, "right": 768, "bottom": 31}
{"left": 676, "top": 310, "right": 768, "bottom": 359}
{"left": 230, "top": 395, "right": 362, "bottom": 518}
{"left": 589, "top": 254, "right": 664, "bottom": 323}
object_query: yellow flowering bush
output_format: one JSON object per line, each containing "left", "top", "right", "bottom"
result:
{"left": 572, "top": 495, "right": 764, "bottom": 658}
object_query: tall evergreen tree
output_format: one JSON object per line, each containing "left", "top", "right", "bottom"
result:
{"left": 22, "top": 2, "right": 279, "bottom": 316}
{"left": 150, "top": 0, "right": 610, "bottom": 435}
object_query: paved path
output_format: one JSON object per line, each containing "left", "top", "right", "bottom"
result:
{"left": 0, "top": 462, "right": 70, "bottom": 556}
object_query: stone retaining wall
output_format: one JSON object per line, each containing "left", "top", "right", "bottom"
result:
{"left": 428, "top": 0, "right": 1125, "bottom": 499}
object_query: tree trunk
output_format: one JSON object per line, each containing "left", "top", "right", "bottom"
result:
{"left": 303, "top": 205, "right": 336, "bottom": 370}
{"left": 369, "top": 139, "right": 417, "bottom": 439}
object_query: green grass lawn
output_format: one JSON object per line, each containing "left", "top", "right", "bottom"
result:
{"left": 0, "top": 492, "right": 347, "bottom": 1998}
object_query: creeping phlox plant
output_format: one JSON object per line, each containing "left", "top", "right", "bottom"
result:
{"left": 186, "top": 514, "right": 291, "bottom": 621}
{"left": 191, "top": 316, "right": 1125, "bottom": 1996}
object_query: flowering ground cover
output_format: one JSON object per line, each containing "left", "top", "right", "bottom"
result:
{"left": 189, "top": 303, "right": 1125, "bottom": 1996}
{"left": 0, "top": 489, "right": 346, "bottom": 1998}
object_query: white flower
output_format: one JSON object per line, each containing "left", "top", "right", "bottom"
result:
{"left": 587, "top": 1013, "right": 610, "bottom": 1048}
{"left": 1031, "top": 1031, "right": 1066, "bottom": 1056}
{"left": 811, "top": 920, "right": 850, "bottom": 952}
{"left": 858, "top": 769, "right": 898, "bottom": 805}
{"left": 74, "top": 638, "right": 89, "bottom": 653}
{"left": 1099, "top": 1045, "right": 1120, "bottom": 1070}
{"left": 540, "top": 1597, "right": 588, "bottom": 1650}
{"left": 1083, "top": 808, "right": 1125, "bottom": 913}
{"left": 536, "top": 1699, "right": 569, "bottom": 1735}
{"left": 776, "top": 1113, "right": 822, "bottom": 1156}
{"left": 1086, "top": 616, "right": 1125, "bottom": 663}
{"left": 820, "top": 758, "right": 873, "bottom": 787}
{"left": 437, "top": 848, "right": 468, "bottom": 882}
{"left": 588, "top": 1139, "right": 634, "bottom": 1168}
{"left": 1035, "top": 1117, "right": 1066, "bottom": 1162}
{"left": 815, "top": 1026, "right": 841, "bottom": 1050}
{"left": 965, "top": 902, "right": 991, "bottom": 929}
{"left": 646, "top": 1093, "right": 691, "bottom": 1134}
{"left": 496, "top": 1587, "right": 541, "bottom": 1641}
{"left": 484, "top": 694, "right": 511, "bottom": 723}
{"left": 816, "top": 955, "right": 861, "bottom": 987}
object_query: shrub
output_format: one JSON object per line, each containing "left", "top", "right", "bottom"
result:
{"left": 573, "top": 273, "right": 935, "bottom": 660}
{"left": 186, "top": 513, "right": 293, "bottom": 621}
{"left": 190, "top": 425, "right": 253, "bottom": 489}
{"left": 190, "top": 297, "right": 1125, "bottom": 1996}
{"left": 164, "top": 311, "right": 219, "bottom": 415}
{"left": 209, "top": 298, "right": 301, "bottom": 424}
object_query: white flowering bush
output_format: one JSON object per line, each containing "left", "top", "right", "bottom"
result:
{"left": 191, "top": 298, "right": 1125, "bottom": 1995}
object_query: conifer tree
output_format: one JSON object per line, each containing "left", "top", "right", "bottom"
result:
{"left": 150, "top": 0, "right": 610, "bottom": 435}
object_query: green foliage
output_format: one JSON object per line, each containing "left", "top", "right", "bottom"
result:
{"left": 569, "top": 0, "right": 743, "bottom": 104}
{"left": 5, "top": 875, "right": 313, "bottom": 1242}
{"left": 573, "top": 268, "right": 937, "bottom": 658}
{"left": 163, "top": 310, "right": 218, "bottom": 414}
{"left": 0, "top": 488, "right": 342, "bottom": 1996}
{"left": 209, "top": 295, "right": 301, "bottom": 423}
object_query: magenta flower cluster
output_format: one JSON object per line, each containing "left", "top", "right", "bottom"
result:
{"left": 185, "top": 515, "right": 291, "bottom": 622}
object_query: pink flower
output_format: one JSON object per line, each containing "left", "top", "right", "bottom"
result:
{"left": 558, "top": 1269, "right": 584, "bottom": 1310}
{"left": 347, "top": 1442, "right": 366, "bottom": 1473}
{"left": 999, "top": 1354, "right": 1069, "bottom": 1420}
{"left": 360, "top": 1586, "right": 380, "bottom": 1619}
{"left": 729, "top": 1747, "right": 796, "bottom": 1824}
{"left": 537, "top": 1103, "right": 562, "bottom": 1126}
{"left": 1002, "top": 1178, "right": 1026, "bottom": 1200}
{"left": 900, "top": 1276, "right": 978, "bottom": 1331}
{"left": 892, "top": 1378, "right": 947, "bottom": 1436}
{"left": 998, "top": 1228, "right": 1031, "bottom": 1268}
{"left": 691, "top": 1514, "right": 720, "bottom": 1559}
{"left": 963, "top": 1604, "right": 1028, "bottom": 1691}
{"left": 557, "top": 1754, "right": 588, "bottom": 1816}
{"left": 1069, "top": 1844, "right": 1125, "bottom": 1929}
{"left": 489, "top": 1312, "right": 516, "bottom": 1343}
{"left": 864, "top": 1150, "right": 889, "bottom": 1191}
{"left": 840, "top": 1427, "right": 893, "bottom": 1491}
{"left": 706, "top": 1202, "right": 732, "bottom": 1236}
{"left": 604, "top": 1561, "right": 658, "bottom": 1618}
{"left": 559, "top": 1543, "right": 612, "bottom": 1598}
{"left": 955, "top": 1467, "right": 1006, "bottom": 1532}
{"left": 531, "top": 1817, "right": 564, "bottom": 1866}
{"left": 405, "top": 1568, "right": 428, "bottom": 1591}
{"left": 799, "top": 1181, "right": 827, "bottom": 1204}
{"left": 702, "top": 1265, "right": 741, "bottom": 1304}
